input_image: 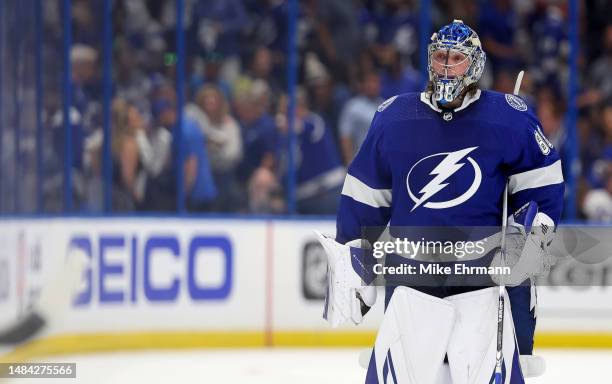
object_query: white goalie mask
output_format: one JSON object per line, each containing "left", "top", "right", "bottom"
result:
{"left": 427, "top": 20, "right": 486, "bottom": 105}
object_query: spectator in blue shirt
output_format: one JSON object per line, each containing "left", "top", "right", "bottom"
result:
{"left": 182, "top": 115, "right": 217, "bottom": 209}
{"left": 276, "top": 89, "right": 345, "bottom": 215}
{"left": 234, "top": 80, "right": 277, "bottom": 184}
{"left": 478, "top": 0, "right": 521, "bottom": 70}
{"left": 338, "top": 69, "right": 382, "bottom": 164}
{"left": 190, "top": 0, "right": 248, "bottom": 83}
{"left": 359, "top": 0, "right": 418, "bottom": 64}
{"left": 234, "top": 79, "right": 280, "bottom": 212}
{"left": 375, "top": 46, "right": 423, "bottom": 100}
{"left": 146, "top": 98, "right": 217, "bottom": 211}
{"left": 305, "top": 55, "right": 351, "bottom": 157}
{"left": 528, "top": 3, "right": 568, "bottom": 90}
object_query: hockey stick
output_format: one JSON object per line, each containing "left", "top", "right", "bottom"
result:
{"left": 0, "top": 247, "right": 87, "bottom": 346}
{"left": 494, "top": 69, "right": 524, "bottom": 384}
{"left": 513, "top": 70, "right": 524, "bottom": 96}
{"left": 494, "top": 181, "right": 509, "bottom": 384}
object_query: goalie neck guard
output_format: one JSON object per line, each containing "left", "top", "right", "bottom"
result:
{"left": 427, "top": 20, "right": 486, "bottom": 106}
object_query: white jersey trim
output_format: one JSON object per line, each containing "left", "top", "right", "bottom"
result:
{"left": 509, "top": 160, "right": 564, "bottom": 194}
{"left": 453, "top": 89, "right": 482, "bottom": 111}
{"left": 296, "top": 166, "right": 345, "bottom": 200}
{"left": 341, "top": 174, "right": 392, "bottom": 208}
{"left": 420, "top": 92, "right": 442, "bottom": 112}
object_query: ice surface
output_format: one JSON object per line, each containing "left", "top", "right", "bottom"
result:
{"left": 3, "top": 348, "right": 610, "bottom": 383}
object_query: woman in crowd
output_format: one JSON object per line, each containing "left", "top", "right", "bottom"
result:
{"left": 110, "top": 98, "right": 145, "bottom": 210}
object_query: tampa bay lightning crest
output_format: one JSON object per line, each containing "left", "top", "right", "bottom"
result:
{"left": 406, "top": 147, "right": 482, "bottom": 211}
{"left": 505, "top": 94, "right": 527, "bottom": 111}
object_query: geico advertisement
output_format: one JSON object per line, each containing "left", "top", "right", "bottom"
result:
{"left": 70, "top": 233, "right": 232, "bottom": 304}
{"left": 3, "top": 220, "right": 268, "bottom": 333}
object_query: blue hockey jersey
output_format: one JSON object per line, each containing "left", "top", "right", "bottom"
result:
{"left": 336, "top": 90, "right": 564, "bottom": 244}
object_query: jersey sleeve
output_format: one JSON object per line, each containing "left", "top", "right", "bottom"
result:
{"left": 504, "top": 109, "right": 565, "bottom": 225}
{"left": 336, "top": 111, "right": 392, "bottom": 244}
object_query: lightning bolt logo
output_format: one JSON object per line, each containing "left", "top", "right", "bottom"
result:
{"left": 407, "top": 147, "right": 482, "bottom": 211}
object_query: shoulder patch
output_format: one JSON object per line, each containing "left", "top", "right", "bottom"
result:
{"left": 505, "top": 94, "right": 528, "bottom": 112}
{"left": 534, "top": 128, "right": 552, "bottom": 155}
{"left": 536, "top": 125, "right": 554, "bottom": 148}
{"left": 377, "top": 95, "right": 398, "bottom": 112}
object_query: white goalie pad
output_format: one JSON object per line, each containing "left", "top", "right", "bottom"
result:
{"left": 373, "top": 287, "right": 456, "bottom": 384}
{"left": 445, "top": 287, "right": 521, "bottom": 384}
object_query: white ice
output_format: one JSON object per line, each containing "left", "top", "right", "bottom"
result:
{"left": 4, "top": 348, "right": 610, "bottom": 383}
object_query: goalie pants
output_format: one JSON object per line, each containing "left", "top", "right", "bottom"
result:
{"left": 365, "top": 285, "right": 536, "bottom": 384}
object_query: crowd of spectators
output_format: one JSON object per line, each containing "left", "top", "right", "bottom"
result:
{"left": 31, "top": 0, "right": 612, "bottom": 220}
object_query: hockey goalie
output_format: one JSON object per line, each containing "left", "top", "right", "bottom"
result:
{"left": 316, "top": 20, "right": 563, "bottom": 384}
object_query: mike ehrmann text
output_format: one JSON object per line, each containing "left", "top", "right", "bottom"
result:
{"left": 372, "top": 263, "right": 511, "bottom": 276}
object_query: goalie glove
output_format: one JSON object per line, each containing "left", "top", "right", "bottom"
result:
{"left": 314, "top": 231, "right": 377, "bottom": 327}
{"left": 491, "top": 201, "right": 557, "bottom": 286}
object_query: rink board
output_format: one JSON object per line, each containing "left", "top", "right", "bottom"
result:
{"left": 1, "top": 218, "right": 612, "bottom": 359}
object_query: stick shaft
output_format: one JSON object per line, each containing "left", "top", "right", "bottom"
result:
{"left": 495, "top": 70, "right": 524, "bottom": 383}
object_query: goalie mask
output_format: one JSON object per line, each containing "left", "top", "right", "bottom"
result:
{"left": 428, "top": 20, "right": 486, "bottom": 105}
